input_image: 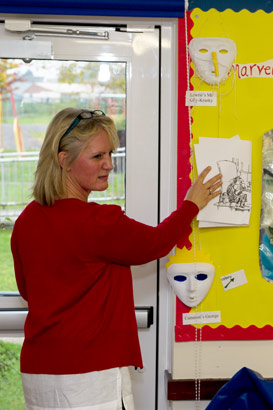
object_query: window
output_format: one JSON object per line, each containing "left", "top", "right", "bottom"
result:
{"left": 0, "top": 58, "right": 126, "bottom": 292}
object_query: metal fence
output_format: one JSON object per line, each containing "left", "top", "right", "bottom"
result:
{"left": 0, "top": 148, "right": 125, "bottom": 223}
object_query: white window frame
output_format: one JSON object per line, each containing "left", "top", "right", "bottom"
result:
{"left": 0, "top": 15, "right": 178, "bottom": 410}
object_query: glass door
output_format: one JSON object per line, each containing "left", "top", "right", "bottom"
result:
{"left": 0, "top": 58, "right": 126, "bottom": 278}
{"left": 0, "top": 21, "right": 160, "bottom": 410}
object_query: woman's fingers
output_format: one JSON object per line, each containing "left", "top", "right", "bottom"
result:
{"left": 205, "top": 172, "right": 222, "bottom": 190}
{"left": 209, "top": 187, "right": 222, "bottom": 200}
{"left": 185, "top": 167, "right": 222, "bottom": 210}
{"left": 197, "top": 166, "right": 212, "bottom": 183}
{"left": 207, "top": 179, "right": 223, "bottom": 195}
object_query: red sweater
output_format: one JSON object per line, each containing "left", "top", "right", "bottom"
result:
{"left": 11, "top": 199, "right": 198, "bottom": 374}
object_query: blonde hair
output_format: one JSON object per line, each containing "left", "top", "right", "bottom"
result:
{"left": 33, "top": 107, "right": 119, "bottom": 206}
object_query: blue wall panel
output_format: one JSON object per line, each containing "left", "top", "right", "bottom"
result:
{"left": 0, "top": 0, "right": 185, "bottom": 17}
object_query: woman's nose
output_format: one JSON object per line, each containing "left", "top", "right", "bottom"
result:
{"left": 103, "top": 154, "right": 113, "bottom": 170}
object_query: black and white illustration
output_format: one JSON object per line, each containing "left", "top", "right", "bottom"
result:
{"left": 215, "top": 158, "right": 251, "bottom": 212}
{"left": 194, "top": 136, "right": 252, "bottom": 227}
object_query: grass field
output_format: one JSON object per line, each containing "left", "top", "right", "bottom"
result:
{"left": 0, "top": 229, "right": 17, "bottom": 291}
{"left": 0, "top": 341, "right": 24, "bottom": 409}
{"left": 0, "top": 153, "right": 125, "bottom": 214}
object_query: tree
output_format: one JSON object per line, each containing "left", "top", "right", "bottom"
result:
{"left": 0, "top": 59, "right": 24, "bottom": 151}
{"left": 0, "top": 59, "right": 21, "bottom": 96}
{"left": 58, "top": 61, "right": 125, "bottom": 93}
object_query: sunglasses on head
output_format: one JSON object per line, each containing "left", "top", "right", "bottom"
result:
{"left": 58, "top": 110, "right": 105, "bottom": 151}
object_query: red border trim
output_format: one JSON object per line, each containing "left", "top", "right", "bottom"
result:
{"left": 177, "top": 14, "right": 193, "bottom": 207}
{"left": 175, "top": 324, "right": 273, "bottom": 341}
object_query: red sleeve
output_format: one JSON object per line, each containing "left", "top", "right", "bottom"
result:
{"left": 91, "top": 200, "right": 199, "bottom": 265}
{"left": 10, "top": 223, "right": 28, "bottom": 301}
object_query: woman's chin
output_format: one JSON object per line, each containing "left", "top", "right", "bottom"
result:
{"left": 92, "top": 183, "right": 108, "bottom": 192}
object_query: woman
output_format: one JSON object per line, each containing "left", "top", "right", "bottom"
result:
{"left": 11, "top": 107, "right": 222, "bottom": 410}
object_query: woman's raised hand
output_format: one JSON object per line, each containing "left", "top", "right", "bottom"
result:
{"left": 185, "top": 166, "right": 222, "bottom": 210}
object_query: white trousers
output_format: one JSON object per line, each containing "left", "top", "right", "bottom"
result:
{"left": 22, "top": 367, "right": 135, "bottom": 410}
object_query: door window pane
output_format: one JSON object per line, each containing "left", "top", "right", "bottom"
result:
{"left": 0, "top": 58, "right": 126, "bottom": 292}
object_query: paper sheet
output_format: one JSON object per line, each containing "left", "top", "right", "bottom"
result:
{"left": 194, "top": 136, "right": 252, "bottom": 227}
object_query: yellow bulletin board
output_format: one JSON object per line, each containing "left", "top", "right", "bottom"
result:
{"left": 173, "top": 9, "right": 273, "bottom": 341}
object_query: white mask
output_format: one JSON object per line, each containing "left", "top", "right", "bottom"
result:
{"left": 167, "top": 262, "right": 215, "bottom": 307}
{"left": 189, "top": 37, "right": 237, "bottom": 85}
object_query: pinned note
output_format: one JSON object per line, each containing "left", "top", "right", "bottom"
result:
{"left": 221, "top": 269, "right": 248, "bottom": 291}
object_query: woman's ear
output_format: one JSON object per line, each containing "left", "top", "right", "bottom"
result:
{"left": 58, "top": 151, "right": 69, "bottom": 169}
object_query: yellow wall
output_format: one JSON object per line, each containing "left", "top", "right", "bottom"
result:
{"left": 172, "top": 9, "right": 273, "bottom": 386}
{"left": 188, "top": 8, "right": 273, "bottom": 329}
